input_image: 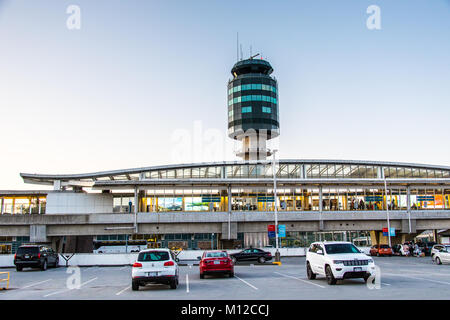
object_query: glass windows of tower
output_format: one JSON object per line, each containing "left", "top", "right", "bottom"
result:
{"left": 230, "top": 84, "right": 277, "bottom": 93}
{"left": 262, "top": 106, "right": 271, "bottom": 113}
{"left": 228, "top": 110, "right": 233, "bottom": 117}
{"left": 242, "top": 106, "right": 252, "bottom": 113}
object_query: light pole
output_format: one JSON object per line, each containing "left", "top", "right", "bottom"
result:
{"left": 384, "top": 178, "right": 392, "bottom": 247}
{"left": 270, "top": 149, "right": 280, "bottom": 262}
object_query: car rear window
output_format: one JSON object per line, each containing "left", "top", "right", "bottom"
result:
{"left": 138, "top": 251, "right": 170, "bottom": 262}
{"left": 17, "top": 247, "right": 39, "bottom": 254}
{"left": 205, "top": 252, "right": 227, "bottom": 258}
{"left": 380, "top": 245, "right": 390, "bottom": 248}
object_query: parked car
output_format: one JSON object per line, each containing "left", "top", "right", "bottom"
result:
{"left": 14, "top": 245, "right": 59, "bottom": 271}
{"left": 131, "top": 249, "right": 179, "bottom": 291}
{"left": 198, "top": 250, "right": 234, "bottom": 278}
{"left": 306, "top": 241, "right": 376, "bottom": 285}
{"left": 417, "top": 242, "right": 437, "bottom": 256}
{"left": 432, "top": 245, "right": 450, "bottom": 265}
{"left": 229, "top": 248, "right": 272, "bottom": 264}
{"left": 369, "top": 244, "right": 393, "bottom": 256}
{"left": 431, "top": 244, "right": 445, "bottom": 259}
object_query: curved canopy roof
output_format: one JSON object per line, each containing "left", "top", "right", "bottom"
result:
{"left": 20, "top": 159, "right": 450, "bottom": 187}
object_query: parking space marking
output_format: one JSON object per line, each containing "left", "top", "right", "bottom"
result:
{"left": 274, "top": 272, "right": 325, "bottom": 289}
{"left": 43, "top": 277, "right": 98, "bottom": 298}
{"left": 119, "top": 266, "right": 129, "bottom": 270}
{"left": 21, "top": 279, "right": 52, "bottom": 289}
{"left": 387, "top": 273, "right": 450, "bottom": 286}
{"left": 234, "top": 275, "right": 258, "bottom": 290}
{"left": 115, "top": 285, "right": 131, "bottom": 296}
{"left": 186, "top": 274, "right": 189, "bottom": 293}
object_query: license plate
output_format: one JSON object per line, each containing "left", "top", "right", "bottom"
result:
{"left": 214, "top": 261, "right": 220, "bottom": 265}
{"left": 24, "top": 255, "right": 29, "bottom": 259}
{"left": 147, "top": 272, "right": 158, "bottom": 277}
{"left": 354, "top": 267, "right": 362, "bottom": 272}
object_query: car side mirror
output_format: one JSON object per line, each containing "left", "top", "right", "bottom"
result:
{"left": 197, "top": 256, "right": 201, "bottom": 260}
{"left": 316, "top": 250, "right": 323, "bottom": 255}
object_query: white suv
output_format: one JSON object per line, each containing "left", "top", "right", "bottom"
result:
{"left": 131, "top": 248, "right": 179, "bottom": 290}
{"left": 432, "top": 245, "right": 450, "bottom": 265}
{"left": 306, "top": 241, "right": 376, "bottom": 285}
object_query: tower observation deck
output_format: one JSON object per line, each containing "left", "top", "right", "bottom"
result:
{"left": 227, "top": 57, "right": 279, "bottom": 160}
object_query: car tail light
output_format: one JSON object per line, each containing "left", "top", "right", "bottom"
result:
{"left": 37, "top": 253, "right": 41, "bottom": 259}
{"left": 14, "top": 254, "right": 16, "bottom": 260}
{"left": 132, "top": 262, "right": 142, "bottom": 268}
{"left": 164, "top": 261, "right": 175, "bottom": 266}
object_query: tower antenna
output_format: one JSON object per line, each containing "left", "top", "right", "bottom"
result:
{"left": 236, "top": 32, "right": 239, "bottom": 62}
{"left": 240, "top": 44, "right": 243, "bottom": 61}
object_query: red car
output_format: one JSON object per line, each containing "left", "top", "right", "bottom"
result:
{"left": 370, "top": 244, "right": 393, "bottom": 256}
{"left": 198, "top": 250, "right": 234, "bottom": 279}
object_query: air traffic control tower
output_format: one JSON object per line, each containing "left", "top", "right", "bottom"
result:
{"left": 227, "top": 56, "right": 279, "bottom": 160}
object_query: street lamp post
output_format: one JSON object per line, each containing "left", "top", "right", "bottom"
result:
{"left": 270, "top": 149, "right": 280, "bottom": 262}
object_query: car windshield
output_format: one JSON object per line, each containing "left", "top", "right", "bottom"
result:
{"left": 205, "top": 252, "right": 227, "bottom": 258}
{"left": 380, "top": 245, "right": 390, "bottom": 249}
{"left": 445, "top": 246, "right": 450, "bottom": 252}
{"left": 324, "top": 243, "right": 360, "bottom": 254}
{"left": 17, "top": 247, "right": 39, "bottom": 254}
{"left": 138, "top": 251, "right": 169, "bottom": 262}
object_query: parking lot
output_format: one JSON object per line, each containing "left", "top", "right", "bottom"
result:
{"left": 1, "top": 256, "right": 449, "bottom": 300}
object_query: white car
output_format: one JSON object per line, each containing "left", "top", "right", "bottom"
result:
{"left": 431, "top": 244, "right": 446, "bottom": 259}
{"left": 432, "top": 245, "right": 450, "bottom": 265}
{"left": 131, "top": 248, "right": 179, "bottom": 291}
{"left": 306, "top": 241, "right": 376, "bottom": 285}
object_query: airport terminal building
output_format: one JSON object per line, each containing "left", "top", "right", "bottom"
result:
{"left": 1, "top": 58, "right": 450, "bottom": 253}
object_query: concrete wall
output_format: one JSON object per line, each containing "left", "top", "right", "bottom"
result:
{"left": 46, "top": 192, "right": 113, "bottom": 214}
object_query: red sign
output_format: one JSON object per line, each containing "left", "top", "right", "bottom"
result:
{"left": 382, "top": 228, "right": 388, "bottom": 233}
{"left": 268, "top": 225, "right": 275, "bottom": 232}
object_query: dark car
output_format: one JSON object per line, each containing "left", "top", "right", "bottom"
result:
{"left": 230, "top": 248, "right": 272, "bottom": 264}
{"left": 14, "top": 245, "right": 59, "bottom": 271}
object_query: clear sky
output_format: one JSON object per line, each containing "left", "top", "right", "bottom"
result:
{"left": 0, "top": 0, "right": 449, "bottom": 190}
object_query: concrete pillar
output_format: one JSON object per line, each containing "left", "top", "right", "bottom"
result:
{"left": 1, "top": 197, "right": 3, "bottom": 214}
{"left": 134, "top": 187, "right": 138, "bottom": 233}
{"left": 407, "top": 186, "right": 412, "bottom": 233}
{"left": 319, "top": 186, "right": 323, "bottom": 230}
{"left": 227, "top": 185, "right": 232, "bottom": 240}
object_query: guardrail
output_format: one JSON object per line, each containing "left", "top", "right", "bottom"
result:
{"left": 0, "top": 272, "right": 9, "bottom": 290}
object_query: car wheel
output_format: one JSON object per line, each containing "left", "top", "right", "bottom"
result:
{"left": 436, "top": 257, "right": 442, "bottom": 265}
{"left": 376, "top": 252, "right": 380, "bottom": 257}
{"left": 231, "top": 257, "right": 237, "bottom": 264}
{"left": 363, "top": 274, "right": 371, "bottom": 283}
{"left": 41, "top": 260, "right": 48, "bottom": 271}
{"left": 229, "top": 272, "right": 234, "bottom": 278}
{"left": 54, "top": 258, "right": 59, "bottom": 268}
{"left": 16, "top": 266, "right": 22, "bottom": 272}
{"left": 131, "top": 280, "right": 139, "bottom": 291}
{"left": 258, "top": 257, "right": 266, "bottom": 264}
{"left": 200, "top": 273, "right": 205, "bottom": 279}
{"left": 306, "top": 262, "right": 316, "bottom": 280}
{"left": 325, "top": 265, "right": 337, "bottom": 285}
{"left": 169, "top": 279, "right": 177, "bottom": 289}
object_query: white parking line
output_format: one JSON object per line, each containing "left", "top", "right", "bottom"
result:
{"left": 234, "top": 275, "right": 258, "bottom": 290}
{"left": 274, "top": 272, "right": 325, "bottom": 289}
{"left": 186, "top": 274, "right": 190, "bottom": 293}
{"left": 21, "top": 279, "right": 52, "bottom": 289}
{"left": 387, "top": 273, "right": 450, "bottom": 286}
{"left": 43, "top": 277, "right": 98, "bottom": 298}
{"left": 119, "top": 266, "right": 129, "bottom": 270}
{"left": 115, "top": 285, "right": 131, "bottom": 296}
